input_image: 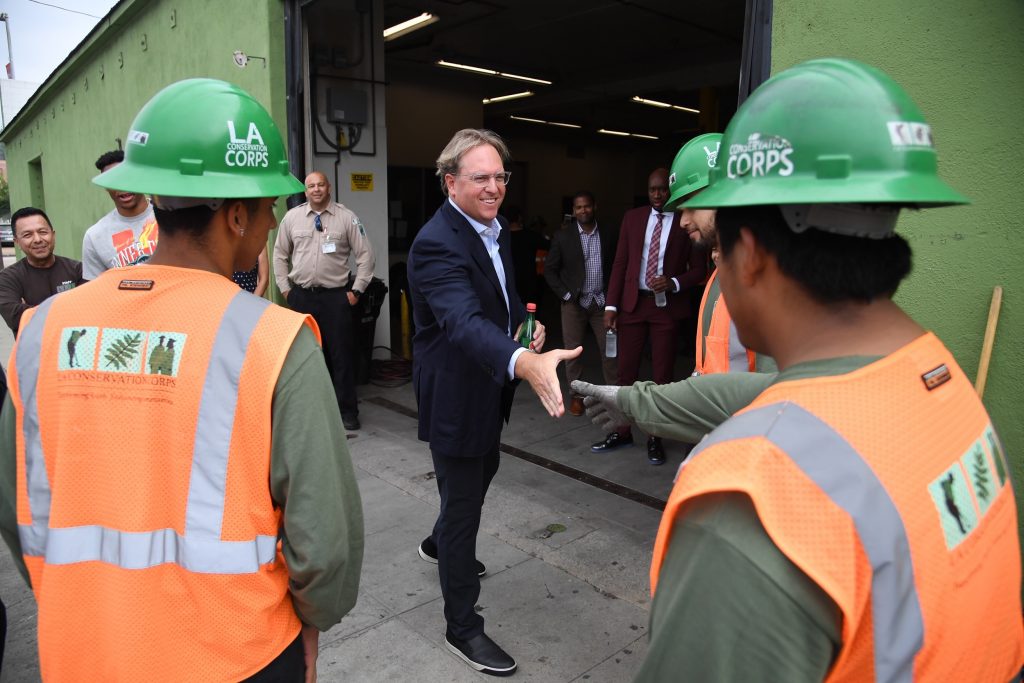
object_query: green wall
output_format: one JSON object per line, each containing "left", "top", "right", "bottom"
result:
{"left": 0, "top": 0, "right": 288, "bottom": 257}
{"left": 772, "top": 1, "right": 1024, "bottom": 526}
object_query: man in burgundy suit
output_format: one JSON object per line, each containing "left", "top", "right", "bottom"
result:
{"left": 596, "top": 168, "right": 707, "bottom": 464}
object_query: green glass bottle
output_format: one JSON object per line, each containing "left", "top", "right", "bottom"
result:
{"left": 518, "top": 303, "right": 537, "bottom": 348}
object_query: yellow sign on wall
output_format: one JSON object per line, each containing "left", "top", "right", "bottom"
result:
{"left": 350, "top": 173, "right": 374, "bottom": 192}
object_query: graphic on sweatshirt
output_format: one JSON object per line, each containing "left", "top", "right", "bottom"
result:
{"left": 110, "top": 219, "right": 159, "bottom": 268}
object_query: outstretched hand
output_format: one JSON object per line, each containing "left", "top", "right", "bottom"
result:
{"left": 515, "top": 346, "right": 583, "bottom": 417}
{"left": 570, "top": 380, "right": 629, "bottom": 433}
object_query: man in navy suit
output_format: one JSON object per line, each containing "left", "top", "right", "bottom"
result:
{"left": 598, "top": 168, "right": 708, "bottom": 465}
{"left": 408, "top": 129, "right": 579, "bottom": 676}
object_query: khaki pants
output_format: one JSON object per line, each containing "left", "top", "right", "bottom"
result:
{"left": 561, "top": 300, "right": 618, "bottom": 389}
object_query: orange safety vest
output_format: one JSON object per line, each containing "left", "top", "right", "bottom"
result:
{"left": 8, "top": 265, "right": 320, "bottom": 682}
{"left": 652, "top": 333, "right": 1024, "bottom": 681}
{"left": 693, "top": 270, "right": 757, "bottom": 375}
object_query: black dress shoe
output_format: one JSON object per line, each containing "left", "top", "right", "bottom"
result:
{"left": 418, "top": 537, "right": 486, "bottom": 577}
{"left": 590, "top": 431, "right": 634, "bottom": 453}
{"left": 342, "top": 414, "right": 360, "bottom": 430}
{"left": 445, "top": 632, "right": 517, "bottom": 677}
{"left": 647, "top": 436, "right": 666, "bottom": 465}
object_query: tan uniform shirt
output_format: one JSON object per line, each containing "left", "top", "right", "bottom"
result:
{"left": 273, "top": 201, "right": 375, "bottom": 293}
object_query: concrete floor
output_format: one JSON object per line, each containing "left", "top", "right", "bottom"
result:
{"left": 0, "top": 283, "right": 694, "bottom": 682}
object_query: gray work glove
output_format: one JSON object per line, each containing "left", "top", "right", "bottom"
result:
{"left": 571, "top": 380, "right": 629, "bottom": 433}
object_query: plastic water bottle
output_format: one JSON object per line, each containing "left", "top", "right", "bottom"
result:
{"left": 606, "top": 329, "right": 617, "bottom": 358}
{"left": 518, "top": 303, "right": 537, "bottom": 348}
{"left": 654, "top": 268, "right": 668, "bottom": 308}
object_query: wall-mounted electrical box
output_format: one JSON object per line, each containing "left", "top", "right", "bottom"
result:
{"left": 326, "top": 88, "right": 368, "bottom": 125}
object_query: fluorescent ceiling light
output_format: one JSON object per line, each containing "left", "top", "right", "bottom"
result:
{"left": 499, "top": 72, "right": 552, "bottom": 85}
{"left": 631, "top": 95, "right": 699, "bottom": 114}
{"left": 437, "top": 60, "right": 552, "bottom": 85}
{"left": 632, "top": 96, "right": 671, "bottom": 109}
{"left": 482, "top": 91, "right": 534, "bottom": 104}
{"left": 383, "top": 13, "right": 439, "bottom": 41}
{"left": 437, "top": 60, "right": 496, "bottom": 75}
{"left": 598, "top": 128, "right": 659, "bottom": 140}
{"left": 510, "top": 115, "right": 581, "bottom": 129}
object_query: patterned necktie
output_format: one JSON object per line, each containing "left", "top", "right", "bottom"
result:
{"left": 645, "top": 212, "right": 664, "bottom": 288}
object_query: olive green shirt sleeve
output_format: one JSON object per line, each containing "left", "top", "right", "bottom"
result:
{"left": 270, "top": 324, "right": 365, "bottom": 631}
{"left": 617, "top": 373, "right": 776, "bottom": 444}
{"left": 0, "top": 390, "right": 30, "bottom": 586}
{"left": 634, "top": 494, "right": 841, "bottom": 683}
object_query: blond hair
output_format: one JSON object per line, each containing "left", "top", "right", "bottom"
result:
{"left": 435, "top": 129, "right": 510, "bottom": 196}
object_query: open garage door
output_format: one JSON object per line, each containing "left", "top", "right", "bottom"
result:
{"left": 284, "top": 0, "right": 768, "bottom": 371}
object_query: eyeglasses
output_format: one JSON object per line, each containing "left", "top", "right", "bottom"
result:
{"left": 452, "top": 171, "right": 511, "bottom": 187}
{"left": 314, "top": 214, "right": 323, "bottom": 232}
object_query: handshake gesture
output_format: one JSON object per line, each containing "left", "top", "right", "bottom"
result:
{"left": 570, "top": 380, "right": 628, "bottom": 432}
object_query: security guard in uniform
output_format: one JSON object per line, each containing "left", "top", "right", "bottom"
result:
{"left": 0, "top": 79, "right": 364, "bottom": 682}
{"left": 636, "top": 58, "right": 1024, "bottom": 681}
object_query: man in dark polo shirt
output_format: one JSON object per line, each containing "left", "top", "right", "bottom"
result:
{"left": 0, "top": 207, "right": 85, "bottom": 335}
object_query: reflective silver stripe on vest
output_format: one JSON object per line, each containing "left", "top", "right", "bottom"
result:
{"left": 42, "top": 526, "right": 278, "bottom": 573}
{"left": 17, "top": 290, "right": 280, "bottom": 574}
{"left": 185, "top": 292, "right": 270, "bottom": 539}
{"left": 14, "top": 296, "right": 57, "bottom": 556}
{"left": 727, "top": 319, "right": 748, "bottom": 372}
{"left": 687, "top": 402, "right": 924, "bottom": 683}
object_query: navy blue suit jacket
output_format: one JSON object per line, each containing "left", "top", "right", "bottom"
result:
{"left": 408, "top": 200, "right": 526, "bottom": 459}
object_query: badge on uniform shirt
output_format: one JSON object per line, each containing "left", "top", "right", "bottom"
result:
{"left": 118, "top": 279, "right": 155, "bottom": 290}
{"left": 322, "top": 242, "right": 337, "bottom": 254}
{"left": 921, "top": 364, "right": 951, "bottom": 391}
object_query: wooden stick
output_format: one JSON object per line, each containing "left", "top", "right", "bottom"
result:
{"left": 975, "top": 286, "right": 1003, "bottom": 398}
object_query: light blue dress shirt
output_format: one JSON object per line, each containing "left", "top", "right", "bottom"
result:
{"left": 448, "top": 198, "right": 527, "bottom": 379}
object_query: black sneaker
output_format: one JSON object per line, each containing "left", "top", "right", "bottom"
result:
{"left": 418, "top": 537, "right": 487, "bottom": 577}
{"left": 445, "top": 632, "right": 517, "bottom": 677}
{"left": 590, "top": 431, "right": 634, "bottom": 453}
{"left": 647, "top": 436, "right": 666, "bottom": 466}
{"left": 342, "top": 414, "right": 360, "bottom": 430}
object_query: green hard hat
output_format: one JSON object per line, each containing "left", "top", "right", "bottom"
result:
{"left": 664, "top": 133, "right": 723, "bottom": 211}
{"left": 94, "top": 78, "right": 304, "bottom": 199}
{"left": 686, "top": 58, "right": 968, "bottom": 210}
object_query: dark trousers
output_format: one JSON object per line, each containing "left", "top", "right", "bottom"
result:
{"left": 287, "top": 286, "right": 358, "bottom": 418}
{"left": 616, "top": 296, "right": 680, "bottom": 436}
{"left": 242, "top": 634, "right": 304, "bottom": 682}
{"left": 561, "top": 301, "right": 618, "bottom": 386}
{"left": 430, "top": 447, "right": 501, "bottom": 640}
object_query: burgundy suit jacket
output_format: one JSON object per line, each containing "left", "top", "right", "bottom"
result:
{"left": 605, "top": 206, "right": 707, "bottom": 320}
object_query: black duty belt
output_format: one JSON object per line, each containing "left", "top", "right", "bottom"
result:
{"left": 300, "top": 285, "right": 345, "bottom": 294}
